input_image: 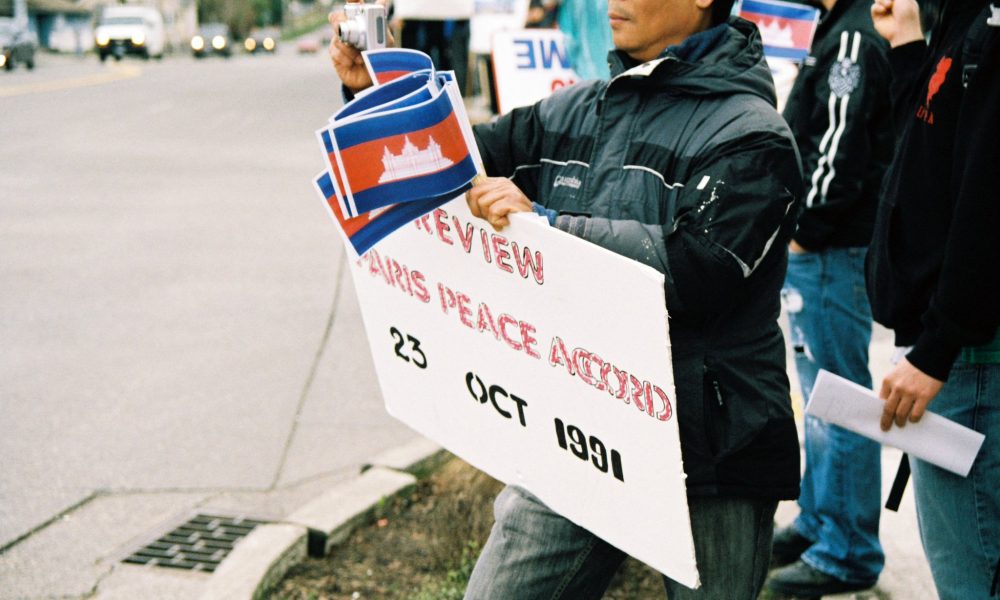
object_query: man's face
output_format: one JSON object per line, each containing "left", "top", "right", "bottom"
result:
{"left": 608, "top": 0, "right": 712, "bottom": 63}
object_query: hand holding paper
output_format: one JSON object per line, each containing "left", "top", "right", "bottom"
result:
{"left": 806, "top": 370, "right": 984, "bottom": 477}
{"left": 878, "top": 357, "right": 944, "bottom": 430}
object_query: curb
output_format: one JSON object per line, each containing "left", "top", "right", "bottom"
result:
{"left": 200, "top": 438, "right": 445, "bottom": 600}
{"left": 200, "top": 523, "right": 307, "bottom": 600}
{"left": 289, "top": 466, "right": 417, "bottom": 556}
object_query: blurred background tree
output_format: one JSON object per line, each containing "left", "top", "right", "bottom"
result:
{"left": 198, "top": 0, "right": 287, "bottom": 38}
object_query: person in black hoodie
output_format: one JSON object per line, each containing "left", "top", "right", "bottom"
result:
{"left": 764, "top": 0, "right": 893, "bottom": 596}
{"left": 866, "top": 0, "right": 1000, "bottom": 597}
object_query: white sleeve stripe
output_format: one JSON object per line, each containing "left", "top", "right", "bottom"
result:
{"left": 819, "top": 91, "right": 852, "bottom": 199}
{"left": 816, "top": 33, "right": 849, "bottom": 154}
{"left": 506, "top": 158, "right": 592, "bottom": 179}
{"left": 805, "top": 31, "right": 858, "bottom": 208}
{"left": 806, "top": 92, "right": 841, "bottom": 208}
{"left": 507, "top": 163, "right": 541, "bottom": 180}
{"left": 622, "top": 165, "right": 685, "bottom": 189}
{"left": 818, "top": 32, "right": 862, "bottom": 202}
{"left": 720, "top": 198, "right": 796, "bottom": 278}
{"left": 541, "top": 158, "right": 591, "bottom": 168}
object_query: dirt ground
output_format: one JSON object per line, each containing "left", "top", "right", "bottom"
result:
{"left": 270, "top": 456, "right": 668, "bottom": 599}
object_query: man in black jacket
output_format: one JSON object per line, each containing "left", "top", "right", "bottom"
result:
{"left": 764, "top": 0, "right": 892, "bottom": 596}
{"left": 332, "top": 0, "right": 804, "bottom": 596}
{"left": 866, "top": 0, "right": 1000, "bottom": 597}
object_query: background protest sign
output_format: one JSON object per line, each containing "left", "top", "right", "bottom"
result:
{"left": 491, "top": 29, "right": 578, "bottom": 114}
{"left": 470, "top": 0, "right": 531, "bottom": 55}
{"left": 344, "top": 197, "right": 699, "bottom": 588}
{"left": 393, "top": 0, "right": 475, "bottom": 20}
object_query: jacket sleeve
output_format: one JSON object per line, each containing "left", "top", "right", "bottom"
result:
{"left": 887, "top": 40, "right": 928, "bottom": 134}
{"left": 553, "top": 129, "right": 802, "bottom": 323}
{"left": 906, "top": 30, "right": 1000, "bottom": 380}
{"left": 793, "top": 33, "right": 892, "bottom": 250}
{"left": 472, "top": 102, "right": 547, "bottom": 200}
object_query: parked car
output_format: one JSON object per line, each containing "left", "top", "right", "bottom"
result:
{"left": 191, "top": 23, "right": 233, "bottom": 58}
{"left": 0, "top": 21, "right": 37, "bottom": 71}
{"left": 296, "top": 35, "right": 320, "bottom": 54}
{"left": 94, "top": 5, "right": 165, "bottom": 61}
{"left": 244, "top": 28, "right": 278, "bottom": 54}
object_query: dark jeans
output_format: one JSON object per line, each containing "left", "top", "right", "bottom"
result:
{"left": 464, "top": 485, "right": 777, "bottom": 599}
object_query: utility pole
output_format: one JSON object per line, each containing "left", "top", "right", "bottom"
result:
{"left": 14, "top": 0, "right": 27, "bottom": 26}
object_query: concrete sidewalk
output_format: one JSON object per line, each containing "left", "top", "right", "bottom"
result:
{"left": 772, "top": 447, "right": 935, "bottom": 600}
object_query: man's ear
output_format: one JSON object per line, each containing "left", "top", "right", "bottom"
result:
{"left": 695, "top": 0, "right": 714, "bottom": 9}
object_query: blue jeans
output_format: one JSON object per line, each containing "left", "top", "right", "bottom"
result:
{"left": 783, "top": 247, "right": 883, "bottom": 583}
{"left": 464, "top": 486, "right": 777, "bottom": 599}
{"left": 910, "top": 360, "right": 1000, "bottom": 600}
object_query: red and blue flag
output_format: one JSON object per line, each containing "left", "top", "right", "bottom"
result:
{"left": 328, "top": 86, "right": 478, "bottom": 218}
{"left": 312, "top": 49, "right": 481, "bottom": 255}
{"left": 334, "top": 70, "right": 435, "bottom": 121}
{"left": 313, "top": 170, "right": 454, "bottom": 256}
{"left": 740, "top": 0, "right": 820, "bottom": 61}
{"left": 363, "top": 48, "right": 435, "bottom": 85}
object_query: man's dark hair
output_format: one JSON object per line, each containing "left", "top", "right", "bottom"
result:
{"left": 711, "top": 0, "right": 738, "bottom": 25}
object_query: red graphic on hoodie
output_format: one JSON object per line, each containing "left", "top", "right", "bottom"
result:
{"left": 916, "top": 56, "right": 953, "bottom": 125}
{"left": 926, "top": 57, "right": 953, "bottom": 106}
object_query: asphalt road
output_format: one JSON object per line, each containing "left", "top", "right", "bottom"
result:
{"left": 0, "top": 48, "right": 419, "bottom": 595}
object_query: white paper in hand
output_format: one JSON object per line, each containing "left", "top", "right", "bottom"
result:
{"left": 805, "top": 370, "right": 985, "bottom": 477}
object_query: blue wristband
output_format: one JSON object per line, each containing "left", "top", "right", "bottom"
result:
{"left": 532, "top": 203, "right": 557, "bottom": 225}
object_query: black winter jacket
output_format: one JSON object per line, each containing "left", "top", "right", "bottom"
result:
{"left": 474, "top": 18, "right": 803, "bottom": 499}
{"left": 782, "top": 0, "right": 893, "bottom": 251}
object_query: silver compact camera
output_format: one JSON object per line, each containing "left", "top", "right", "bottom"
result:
{"left": 339, "top": 3, "right": 387, "bottom": 50}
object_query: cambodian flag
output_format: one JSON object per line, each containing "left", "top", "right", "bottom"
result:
{"left": 334, "top": 70, "right": 436, "bottom": 121}
{"left": 313, "top": 170, "right": 454, "bottom": 256}
{"left": 328, "top": 87, "right": 478, "bottom": 219}
{"left": 363, "top": 48, "right": 435, "bottom": 85}
{"left": 740, "top": 0, "right": 819, "bottom": 61}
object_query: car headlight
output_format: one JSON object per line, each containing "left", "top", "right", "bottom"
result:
{"left": 131, "top": 33, "right": 145, "bottom": 45}
{"left": 191, "top": 36, "right": 204, "bottom": 51}
{"left": 212, "top": 35, "right": 226, "bottom": 50}
{"left": 262, "top": 37, "right": 275, "bottom": 51}
{"left": 0, "top": 54, "right": 6, "bottom": 68}
{"left": 96, "top": 33, "right": 110, "bottom": 46}
{"left": 244, "top": 37, "right": 256, "bottom": 51}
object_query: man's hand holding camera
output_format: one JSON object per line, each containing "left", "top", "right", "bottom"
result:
{"left": 328, "top": 0, "right": 534, "bottom": 232}
{"left": 328, "top": 0, "right": 390, "bottom": 93}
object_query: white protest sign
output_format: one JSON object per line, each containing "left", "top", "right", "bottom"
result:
{"left": 345, "top": 198, "right": 699, "bottom": 588}
{"left": 491, "top": 29, "right": 578, "bottom": 114}
{"left": 470, "top": 0, "right": 530, "bottom": 55}
{"left": 393, "top": 0, "right": 474, "bottom": 20}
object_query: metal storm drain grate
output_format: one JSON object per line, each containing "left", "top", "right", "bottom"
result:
{"left": 123, "top": 513, "right": 270, "bottom": 572}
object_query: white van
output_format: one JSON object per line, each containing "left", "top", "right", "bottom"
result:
{"left": 94, "top": 5, "right": 165, "bottom": 61}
